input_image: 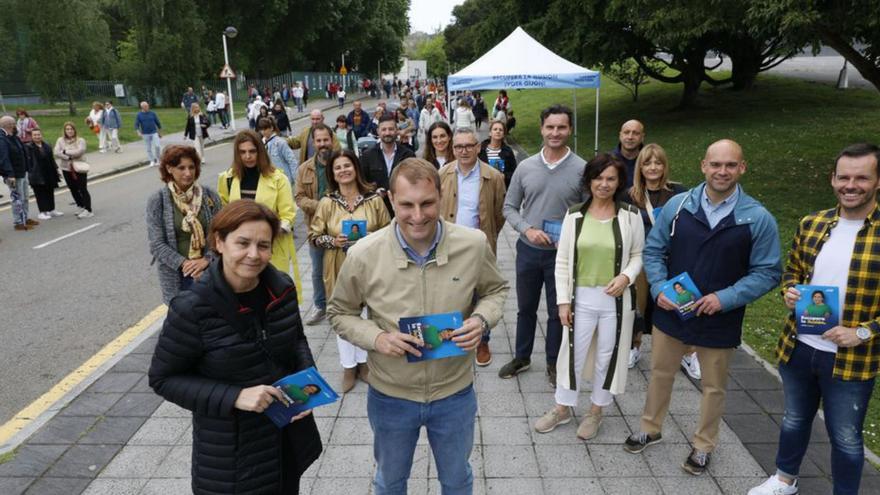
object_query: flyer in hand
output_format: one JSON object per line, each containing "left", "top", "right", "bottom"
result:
{"left": 398, "top": 311, "right": 467, "bottom": 363}
{"left": 794, "top": 285, "right": 839, "bottom": 335}
{"left": 659, "top": 272, "right": 703, "bottom": 321}
{"left": 542, "top": 220, "right": 562, "bottom": 245}
{"left": 264, "top": 366, "right": 339, "bottom": 428}
{"left": 342, "top": 219, "right": 368, "bottom": 243}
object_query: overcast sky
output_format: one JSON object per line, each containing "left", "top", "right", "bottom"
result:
{"left": 408, "top": 0, "right": 464, "bottom": 34}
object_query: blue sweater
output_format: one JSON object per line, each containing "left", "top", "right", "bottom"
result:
{"left": 643, "top": 184, "right": 782, "bottom": 348}
{"left": 135, "top": 111, "right": 162, "bottom": 134}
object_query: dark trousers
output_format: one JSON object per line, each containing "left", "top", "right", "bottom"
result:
{"left": 776, "top": 343, "right": 874, "bottom": 495}
{"left": 514, "top": 239, "right": 562, "bottom": 364}
{"left": 31, "top": 184, "right": 55, "bottom": 212}
{"left": 218, "top": 108, "right": 228, "bottom": 127}
{"left": 62, "top": 170, "right": 91, "bottom": 211}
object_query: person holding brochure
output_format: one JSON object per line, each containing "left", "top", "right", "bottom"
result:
{"left": 309, "top": 149, "right": 390, "bottom": 393}
{"left": 499, "top": 105, "right": 587, "bottom": 386}
{"left": 625, "top": 139, "right": 782, "bottom": 476}
{"left": 149, "top": 200, "right": 321, "bottom": 495}
{"left": 328, "top": 158, "right": 509, "bottom": 494}
{"left": 624, "top": 143, "right": 689, "bottom": 370}
{"left": 533, "top": 153, "right": 644, "bottom": 440}
{"left": 749, "top": 143, "right": 880, "bottom": 495}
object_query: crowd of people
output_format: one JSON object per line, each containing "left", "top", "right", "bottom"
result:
{"left": 5, "top": 77, "right": 877, "bottom": 495}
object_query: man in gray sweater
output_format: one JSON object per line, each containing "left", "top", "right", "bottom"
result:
{"left": 499, "top": 105, "right": 586, "bottom": 386}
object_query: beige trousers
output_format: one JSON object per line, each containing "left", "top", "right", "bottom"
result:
{"left": 640, "top": 327, "right": 734, "bottom": 452}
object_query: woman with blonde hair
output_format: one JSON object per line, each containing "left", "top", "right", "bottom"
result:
{"left": 54, "top": 122, "right": 93, "bottom": 218}
{"left": 86, "top": 102, "right": 104, "bottom": 150}
{"left": 218, "top": 130, "right": 301, "bottom": 299}
{"left": 624, "top": 143, "right": 690, "bottom": 372}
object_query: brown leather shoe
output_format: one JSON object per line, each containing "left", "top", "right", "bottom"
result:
{"left": 14, "top": 224, "right": 31, "bottom": 231}
{"left": 476, "top": 342, "right": 492, "bottom": 367}
{"left": 25, "top": 218, "right": 39, "bottom": 226}
{"left": 341, "top": 367, "right": 357, "bottom": 393}
{"left": 357, "top": 363, "right": 370, "bottom": 384}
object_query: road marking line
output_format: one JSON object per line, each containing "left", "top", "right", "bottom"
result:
{"left": 32, "top": 223, "right": 102, "bottom": 249}
{"left": 0, "top": 304, "right": 167, "bottom": 446}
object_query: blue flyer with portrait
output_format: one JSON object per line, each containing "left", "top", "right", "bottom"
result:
{"left": 342, "top": 219, "right": 368, "bottom": 243}
{"left": 795, "top": 285, "right": 839, "bottom": 335}
{"left": 543, "top": 220, "right": 562, "bottom": 245}
{"left": 264, "top": 366, "right": 339, "bottom": 428}
{"left": 659, "top": 272, "right": 703, "bottom": 321}
{"left": 488, "top": 157, "right": 505, "bottom": 172}
{"left": 398, "top": 311, "right": 467, "bottom": 363}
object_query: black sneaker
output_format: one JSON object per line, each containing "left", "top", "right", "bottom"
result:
{"left": 681, "top": 448, "right": 710, "bottom": 475}
{"left": 498, "top": 358, "right": 531, "bottom": 379}
{"left": 547, "top": 367, "right": 557, "bottom": 388}
{"left": 623, "top": 431, "right": 663, "bottom": 454}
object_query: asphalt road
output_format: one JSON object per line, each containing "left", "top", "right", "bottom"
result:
{"left": 0, "top": 119, "right": 323, "bottom": 426}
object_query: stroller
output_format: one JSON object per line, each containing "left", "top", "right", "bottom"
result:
{"left": 356, "top": 136, "right": 378, "bottom": 156}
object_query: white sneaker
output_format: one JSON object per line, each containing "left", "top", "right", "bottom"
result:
{"left": 38, "top": 212, "right": 52, "bottom": 220}
{"left": 304, "top": 306, "right": 326, "bottom": 325}
{"left": 748, "top": 475, "right": 798, "bottom": 495}
{"left": 77, "top": 210, "right": 94, "bottom": 219}
{"left": 681, "top": 352, "right": 702, "bottom": 380}
{"left": 628, "top": 347, "right": 642, "bottom": 369}
{"left": 50, "top": 210, "right": 64, "bottom": 217}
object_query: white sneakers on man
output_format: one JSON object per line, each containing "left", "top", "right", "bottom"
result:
{"left": 38, "top": 213, "right": 52, "bottom": 220}
{"left": 681, "top": 352, "right": 701, "bottom": 380}
{"left": 50, "top": 210, "right": 63, "bottom": 217}
{"left": 748, "top": 475, "right": 798, "bottom": 494}
{"left": 77, "top": 210, "right": 95, "bottom": 219}
{"left": 628, "top": 346, "right": 642, "bottom": 368}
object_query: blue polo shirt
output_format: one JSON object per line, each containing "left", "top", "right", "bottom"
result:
{"left": 701, "top": 184, "right": 739, "bottom": 229}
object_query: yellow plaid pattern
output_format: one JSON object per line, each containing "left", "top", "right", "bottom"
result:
{"left": 777, "top": 205, "right": 880, "bottom": 380}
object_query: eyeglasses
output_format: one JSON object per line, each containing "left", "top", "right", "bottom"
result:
{"left": 453, "top": 144, "right": 477, "bottom": 152}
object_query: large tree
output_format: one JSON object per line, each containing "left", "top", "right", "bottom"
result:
{"left": 15, "top": 0, "right": 113, "bottom": 114}
{"left": 414, "top": 35, "right": 447, "bottom": 78}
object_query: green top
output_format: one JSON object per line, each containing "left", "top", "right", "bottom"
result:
{"left": 805, "top": 303, "right": 831, "bottom": 317}
{"left": 316, "top": 160, "right": 328, "bottom": 198}
{"left": 282, "top": 384, "right": 309, "bottom": 404}
{"left": 422, "top": 324, "right": 443, "bottom": 348}
{"left": 173, "top": 204, "right": 208, "bottom": 258}
{"left": 575, "top": 213, "right": 615, "bottom": 287}
{"left": 675, "top": 290, "right": 695, "bottom": 305}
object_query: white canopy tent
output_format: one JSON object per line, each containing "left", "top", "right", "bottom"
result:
{"left": 447, "top": 27, "right": 601, "bottom": 154}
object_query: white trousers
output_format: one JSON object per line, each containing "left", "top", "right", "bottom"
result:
{"left": 338, "top": 336, "right": 367, "bottom": 368}
{"left": 555, "top": 286, "right": 618, "bottom": 408}
{"left": 103, "top": 128, "right": 120, "bottom": 151}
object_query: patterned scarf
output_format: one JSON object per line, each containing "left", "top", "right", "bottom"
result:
{"left": 168, "top": 182, "right": 206, "bottom": 259}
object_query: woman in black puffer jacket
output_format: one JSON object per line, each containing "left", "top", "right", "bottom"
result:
{"left": 149, "top": 199, "right": 321, "bottom": 494}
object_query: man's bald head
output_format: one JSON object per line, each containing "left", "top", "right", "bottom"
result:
{"left": 704, "top": 139, "right": 744, "bottom": 162}
{"left": 0, "top": 115, "right": 15, "bottom": 130}
{"left": 310, "top": 110, "right": 324, "bottom": 127}
{"left": 619, "top": 119, "right": 645, "bottom": 157}
{"left": 701, "top": 139, "right": 747, "bottom": 198}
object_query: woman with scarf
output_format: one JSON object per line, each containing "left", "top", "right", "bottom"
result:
{"left": 146, "top": 144, "right": 222, "bottom": 304}
{"left": 308, "top": 149, "right": 390, "bottom": 393}
{"left": 26, "top": 128, "right": 63, "bottom": 220}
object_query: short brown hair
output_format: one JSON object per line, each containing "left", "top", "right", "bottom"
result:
{"left": 389, "top": 158, "right": 441, "bottom": 195}
{"left": 232, "top": 130, "right": 275, "bottom": 178}
{"left": 311, "top": 123, "right": 333, "bottom": 140}
{"left": 159, "top": 145, "right": 202, "bottom": 183}
{"left": 208, "top": 199, "right": 280, "bottom": 253}
{"left": 582, "top": 152, "right": 627, "bottom": 196}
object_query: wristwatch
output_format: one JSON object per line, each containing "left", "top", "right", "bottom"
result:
{"left": 473, "top": 313, "right": 490, "bottom": 337}
{"left": 856, "top": 327, "right": 873, "bottom": 342}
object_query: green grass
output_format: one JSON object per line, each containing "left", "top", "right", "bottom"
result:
{"left": 18, "top": 104, "right": 191, "bottom": 151}
{"left": 507, "top": 74, "right": 880, "bottom": 454}
{"left": 0, "top": 448, "right": 15, "bottom": 464}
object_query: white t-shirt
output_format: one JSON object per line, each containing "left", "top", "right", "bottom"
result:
{"left": 799, "top": 216, "right": 863, "bottom": 353}
{"left": 215, "top": 92, "right": 226, "bottom": 108}
{"left": 337, "top": 90, "right": 346, "bottom": 98}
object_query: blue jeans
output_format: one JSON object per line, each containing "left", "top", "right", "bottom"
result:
{"left": 309, "top": 244, "right": 326, "bottom": 309}
{"left": 776, "top": 342, "right": 874, "bottom": 495}
{"left": 368, "top": 385, "right": 477, "bottom": 495}
{"left": 514, "top": 239, "right": 562, "bottom": 364}
{"left": 9, "top": 176, "right": 30, "bottom": 225}
{"left": 142, "top": 133, "right": 161, "bottom": 163}
{"left": 295, "top": 97, "right": 304, "bottom": 113}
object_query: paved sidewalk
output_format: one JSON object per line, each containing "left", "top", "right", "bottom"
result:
{"left": 0, "top": 95, "right": 375, "bottom": 208}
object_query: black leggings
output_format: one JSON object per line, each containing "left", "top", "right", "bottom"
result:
{"left": 31, "top": 184, "right": 55, "bottom": 212}
{"left": 62, "top": 170, "right": 91, "bottom": 211}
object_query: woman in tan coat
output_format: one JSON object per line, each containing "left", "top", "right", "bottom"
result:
{"left": 309, "top": 149, "right": 390, "bottom": 392}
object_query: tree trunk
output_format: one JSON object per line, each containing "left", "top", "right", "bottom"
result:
{"left": 676, "top": 59, "right": 705, "bottom": 109}
{"left": 66, "top": 82, "right": 76, "bottom": 116}
{"left": 729, "top": 45, "right": 761, "bottom": 91}
{"left": 818, "top": 28, "right": 880, "bottom": 92}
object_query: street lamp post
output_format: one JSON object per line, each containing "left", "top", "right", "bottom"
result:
{"left": 222, "top": 26, "right": 238, "bottom": 130}
{"left": 341, "top": 52, "right": 347, "bottom": 90}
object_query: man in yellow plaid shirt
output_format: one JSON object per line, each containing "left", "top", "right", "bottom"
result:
{"left": 750, "top": 143, "right": 880, "bottom": 495}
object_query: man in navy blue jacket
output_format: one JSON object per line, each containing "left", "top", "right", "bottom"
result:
{"left": 347, "top": 100, "right": 372, "bottom": 139}
{"left": 623, "top": 139, "right": 782, "bottom": 476}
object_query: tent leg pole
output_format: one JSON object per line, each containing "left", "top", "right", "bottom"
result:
{"left": 573, "top": 89, "right": 578, "bottom": 156}
{"left": 594, "top": 86, "right": 600, "bottom": 156}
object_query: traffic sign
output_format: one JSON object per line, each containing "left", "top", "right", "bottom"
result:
{"left": 220, "top": 64, "right": 236, "bottom": 79}
{"left": 339, "top": 65, "right": 348, "bottom": 76}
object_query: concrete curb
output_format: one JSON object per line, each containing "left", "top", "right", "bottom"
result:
{"left": 0, "top": 318, "right": 164, "bottom": 456}
{"left": 0, "top": 96, "right": 370, "bottom": 208}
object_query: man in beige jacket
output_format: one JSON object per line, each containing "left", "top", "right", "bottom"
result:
{"left": 438, "top": 127, "right": 506, "bottom": 367}
{"left": 328, "top": 158, "right": 508, "bottom": 494}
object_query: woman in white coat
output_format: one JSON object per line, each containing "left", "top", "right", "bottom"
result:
{"left": 534, "top": 153, "right": 644, "bottom": 440}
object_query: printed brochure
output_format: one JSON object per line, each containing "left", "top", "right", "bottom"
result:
{"left": 659, "top": 272, "right": 703, "bottom": 321}
{"left": 398, "top": 311, "right": 467, "bottom": 363}
{"left": 795, "top": 285, "right": 839, "bottom": 335}
{"left": 264, "top": 366, "right": 339, "bottom": 428}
